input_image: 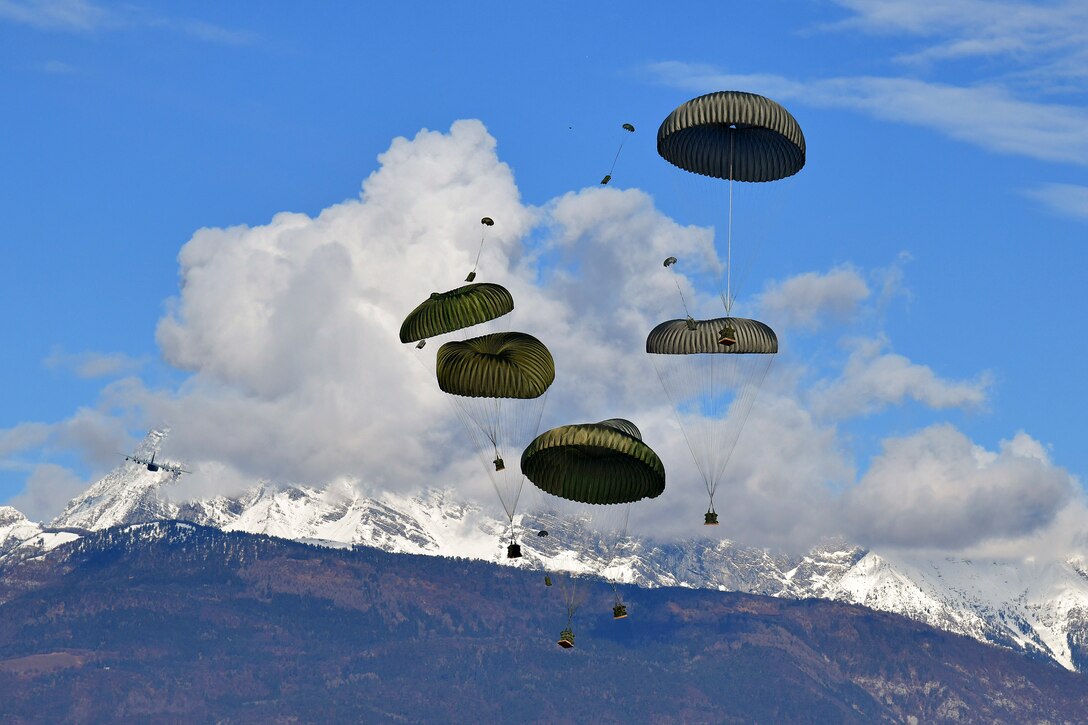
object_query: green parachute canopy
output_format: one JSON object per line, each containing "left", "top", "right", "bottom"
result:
{"left": 657, "top": 91, "right": 805, "bottom": 183}
{"left": 399, "top": 283, "right": 514, "bottom": 344}
{"left": 522, "top": 418, "right": 665, "bottom": 505}
{"left": 437, "top": 332, "right": 554, "bottom": 399}
{"left": 645, "top": 317, "right": 778, "bottom": 355}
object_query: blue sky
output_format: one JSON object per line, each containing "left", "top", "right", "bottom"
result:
{"left": 1, "top": 1, "right": 1086, "bottom": 555}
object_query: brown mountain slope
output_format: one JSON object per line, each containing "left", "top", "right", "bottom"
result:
{"left": 0, "top": 522, "right": 1085, "bottom": 723}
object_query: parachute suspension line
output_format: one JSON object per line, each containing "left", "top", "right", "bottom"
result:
{"left": 607, "top": 140, "right": 625, "bottom": 179}
{"left": 466, "top": 217, "right": 494, "bottom": 283}
{"left": 467, "top": 236, "right": 486, "bottom": 283}
{"left": 601, "top": 123, "right": 634, "bottom": 185}
{"left": 674, "top": 278, "right": 693, "bottom": 320}
{"left": 725, "top": 132, "right": 735, "bottom": 316}
{"left": 651, "top": 358, "right": 715, "bottom": 499}
{"left": 444, "top": 392, "right": 545, "bottom": 526}
{"left": 500, "top": 388, "right": 550, "bottom": 528}
{"left": 601, "top": 503, "right": 631, "bottom": 605}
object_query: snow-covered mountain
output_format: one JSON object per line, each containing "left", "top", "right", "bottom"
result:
{"left": 5, "top": 429, "right": 1088, "bottom": 672}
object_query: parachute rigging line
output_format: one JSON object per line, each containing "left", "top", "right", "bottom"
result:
{"left": 600, "top": 123, "right": 635, "bottom": 185}
{"left": 466, "top": 217, "right": 494, "bottom": 283}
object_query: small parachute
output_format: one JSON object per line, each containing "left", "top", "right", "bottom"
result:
{"left": 467, "top": 216, "right": 496, "bottom": 281}
{"left": 601, "top": 122, "right": 636, "bottom": 185}
{"left": 663, "top": 256, "right": 677, "bottom": 268}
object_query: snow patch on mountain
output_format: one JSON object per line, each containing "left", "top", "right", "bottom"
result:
{"left": 52, "top": 429, "right": 180, "bottom": 530}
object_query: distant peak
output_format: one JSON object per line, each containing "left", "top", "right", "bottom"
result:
{"left": 0, "top": 506, "right": 29, "bottom": 526}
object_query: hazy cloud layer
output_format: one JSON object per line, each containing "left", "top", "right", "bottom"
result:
{"left": 2, "top": 119, "right": 1077, "bottom": 554}
{"left": 43, "top": 348, "right": 145, "bottom": 379}
{"left": 8, "top": 463, "right": 86, "bottom": 522}
{"left": 0, "top": 0, "right": 254, "bottom": 43}
{"left": 648, "top": 63, "right": 1088, "bottom": 167}
{"left": 0, "top": 0, "right": 106, "bottom": 31}
{"left": 827, "top": 0, "right": 1088, "bottom": 80}
{"left": 1023, "top": 183, "right": 1088, "bottom": 220}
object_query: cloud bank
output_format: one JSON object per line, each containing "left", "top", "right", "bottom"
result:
{"left": 1, "top": 119, "right": 1080, "bottom": 555}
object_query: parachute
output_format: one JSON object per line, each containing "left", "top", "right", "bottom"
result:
{"left": 521, "top": 418, "right": 665, "bottom": 505}
{"left": 436, "top": 331, "right": 555, "bottom": 555}
{"left": 646, "top": 316, "right": 777, "bottom": 524}
{"left": 399, "top": 283, "right": 513, "bottom": 346}
{"left": 601, "top": 122, "right": 637, "bottom": 185}
{"left": 657, "top": 91, "right": 805, "bottom": 183}
{"left": 466, "top": 216, "right": 497, "bottom": 282}
{"left": 522, "top": 418, "right": 664, "bottom": 645}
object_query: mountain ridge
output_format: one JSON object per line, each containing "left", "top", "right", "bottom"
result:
{"left": 4, "top": 428, "right": 1087, "bottom": 672}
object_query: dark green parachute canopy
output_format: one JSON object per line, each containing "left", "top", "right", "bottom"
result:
{"left": 522, "top": 418, "right": 665, "bottom": 505}
{"left": 597, "top": 418, "right": 642, "bottom": 439}
{"left": 657, "top": 91, "right": 805, "bottom": 182}
{"left": 399, "top": 283, "right": 514, "bottom": 344}
{"left": 663, "top": 256, "right": 678, "bottom": 267}
{"left": 646, "top": 317, "right": 778, "bottom": 355}
{"left": 436, "top": 331, "right": 554, "bottom": 399}
{"left": 481, "top": 216, "right": 494, "bottom": 226}
{"left": 622, "top": 123, "right": 635, "bottom": 133}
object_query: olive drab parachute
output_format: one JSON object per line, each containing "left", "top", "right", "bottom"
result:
{"left": 436, "top": 332, "right": 555, "bottom": 399}
{"left": 435, "top": 331, "right": 555, "bottom": 556}
{"left": 646, "top": 317, "right": 777, "bottom": 524}
{"left": 657, "top": 91, "right": 805, "bottom": 183}
{"left": 480, "top": 217, "right": 494, "bottom": 226}
{"left": 399, "top": 283, "right": 514, "bottom": 345}
{"left": 601, "top": 122, "right": 637, "bottom": 185}
{"left": 523, "top": 418, "right": 664, "bottom": 644}
{"left": 663, "top": 256, "right": 677, "bottom": 268}
{"left": 521, "top": 418, "right": 665, "bottom": 505}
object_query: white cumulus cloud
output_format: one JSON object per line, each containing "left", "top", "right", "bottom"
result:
{"left": 809, "top": 337, "right": 990, "bottom": 418}
{"left": 842, "top": 424, "right": 1076, "bottom": 549}
{"left": 755, "top": 264, "right": 871, "bottom": 330}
